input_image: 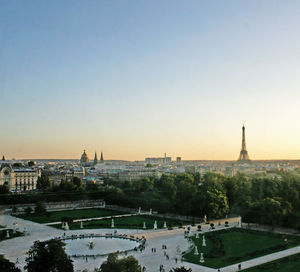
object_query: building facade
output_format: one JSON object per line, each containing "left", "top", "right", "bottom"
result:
{"left": 0, "top": 162, "right": 40, "bottom": 191}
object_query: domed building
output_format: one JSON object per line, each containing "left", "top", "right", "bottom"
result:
{"left": 80, "top": 150, "right": 90, "bottom": 166}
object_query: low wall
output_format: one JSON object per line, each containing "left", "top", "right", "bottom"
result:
{"left": 1, "top": 199, "right": 105, "bottom": 214}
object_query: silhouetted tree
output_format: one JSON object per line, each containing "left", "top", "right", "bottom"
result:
{"left": 25, "top": 239, "right": 73, "bottom": 272}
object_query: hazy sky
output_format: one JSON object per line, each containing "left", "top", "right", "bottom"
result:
{"left": 0, "top": 1, "right": 300, "bottom": 160}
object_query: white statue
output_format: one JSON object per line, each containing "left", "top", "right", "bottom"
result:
{"left": 154, "top": 220, "right": 157, "bottom": 230}
{"left": 65, "top": 222, "right": 69, "bottom": 231}
{"left": 194, "top": 246, "right": 199, "bottom": 255}
{"left": 188, "top": 225, "right": 192, "bottom": 236}
{"left": 143, "top": 222, "right": 146, "bottom": 229}
{"left": 80, "top": 221, "right": 83, "bottom": 229}
{"left": 202, "top": 235, "right": 206, "bottom": 247}
{"left": 111, "top": 218, "right": 114, "bottom": 228}
{"left": 6, "top": 230, "right": 10, "bottom": 238}
{"left": 163, "top": 221, "right": 167, "bottom": 228}
{"left": 200, "top": 252, "right": 205, "bottom": 263}
{"left": 138, "top": 207, "right": 141, "bottom": 214}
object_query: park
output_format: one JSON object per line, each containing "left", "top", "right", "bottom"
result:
{"left": 2, "top": 203, "right": 300, "bottom": 272}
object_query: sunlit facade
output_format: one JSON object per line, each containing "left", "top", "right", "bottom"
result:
{"left": 0, "top": 162, "right": 40, "bottom": 191}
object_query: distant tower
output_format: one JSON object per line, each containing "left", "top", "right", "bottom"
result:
{"left": 238, "top": 125, "right": 250, "bottom": 161}
{"left": 2, "top": 155, "right": 5, "bottom": 161}
{"left": 93, "top": 151, "right": 98, "bottom": 165}
{"left": 100, "top": 151, "right": 104, "bottom": 163}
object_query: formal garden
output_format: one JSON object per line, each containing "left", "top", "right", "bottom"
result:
{"left": 183, "top": 228, "right": 300, "bottom": 269}
{"left": 244, "top": 253, "right": 300, "bottom": 272}
{"left": 52, "top": 214, "right": 190, "bottom": 230}
{"left": 16, "top": 208, "right": 127, "bottom": 224}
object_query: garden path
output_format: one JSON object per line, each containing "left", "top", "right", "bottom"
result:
{"left": 3, "top": 214, "right": 297, "bottom": 272}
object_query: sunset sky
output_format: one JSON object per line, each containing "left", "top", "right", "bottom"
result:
{"left": 0, "top": 1, "right": 300, "bottom": 160}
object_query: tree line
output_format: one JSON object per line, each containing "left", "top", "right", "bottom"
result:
{"left": 2, "top": 170, "right": 300, "bottom": 229}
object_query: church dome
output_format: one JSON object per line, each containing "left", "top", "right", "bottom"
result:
{"left": 80, "top": 150, "right": 90, "bottom": 164}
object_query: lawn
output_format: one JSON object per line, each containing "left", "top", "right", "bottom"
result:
{"left": 183, "top": 228, "right": 300, "bottom": 269}
{"left": 52, "top": 215, "right": 190, "bottom": 230}
{"left": 0, "top": 229, "right": 22, "bottom": 242}
{"left": 244, "top": 253, "right": 300, "bottom": 272}
{"left": 16, "top": 208, "right": 127, "bottom": 223}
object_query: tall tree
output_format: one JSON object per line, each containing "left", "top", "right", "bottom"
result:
{"left": 25, "top": 239, "right": 73, "bottom": 272}
{"left": 100, "top": 253, "right": 141, "bottom": 272}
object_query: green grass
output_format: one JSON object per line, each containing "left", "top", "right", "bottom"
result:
{"left": 0, "top": 229, "right": 22, "bottom": 242}
{"left": 243, "top": 253, "right": 300, "bottom": 272}
{"left": 183, "top": 228, "right": 300, "bottom": 269}
{"left": 52, "top": 215, "right": 189, "bottom": 230}
{"left": 16, "top": 208, "right": 127, "bottom": 223}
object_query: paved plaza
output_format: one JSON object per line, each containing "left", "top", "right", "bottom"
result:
{"left": 1, "top": 214, "right": 300, "bottom": 272}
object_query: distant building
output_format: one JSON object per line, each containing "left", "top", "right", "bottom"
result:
{"left": 185, "top": 165, "right": 196, "bottom": 173}
{"left": 118, "top": 168, "right": 161, "bottom": 181}
{"left": 176, "top": 157, "right": 181, "bottom": 163}
{"left": 145, "top": 157, "right": 171, "bottom": 164}
{"left": 0, "top": 161, "right": 40, "bottom": 191}
{"left": 80, "top": 150, "right": 90, "bottom": 166}
{"left": 65, "top": 167, "right": 85, "bottom": 181}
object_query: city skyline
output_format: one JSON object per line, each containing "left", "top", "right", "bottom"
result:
{"left": 1, "top": 124, "right": 300, "bottom": 161}
{"left": 1, "top": 1, "right": 300, "bottom": 160}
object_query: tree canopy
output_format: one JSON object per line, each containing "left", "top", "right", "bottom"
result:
{"left": 100, "top": 253, "right": 141, "bottom": 272}
{"left": 25, "top": 239, "right": 73, "bottom": 272}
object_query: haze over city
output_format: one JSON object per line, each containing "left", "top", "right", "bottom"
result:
{"left": 1, "top": 1, "right": 300, "bottom": 160}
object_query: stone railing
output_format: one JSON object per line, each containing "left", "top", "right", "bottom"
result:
{"left": 2, "top": 199, "right": 105, "bottom": 214}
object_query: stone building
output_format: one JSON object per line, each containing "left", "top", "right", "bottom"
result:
{"left": 0, "top": 161, "right": 40, "bottom": 191}
{"left": 80, "top": 149, "right": 90, "bottom": 166}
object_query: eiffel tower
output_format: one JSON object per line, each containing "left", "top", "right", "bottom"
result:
{"left": 238, "top": 125, "right": 250, "bottom": 161}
